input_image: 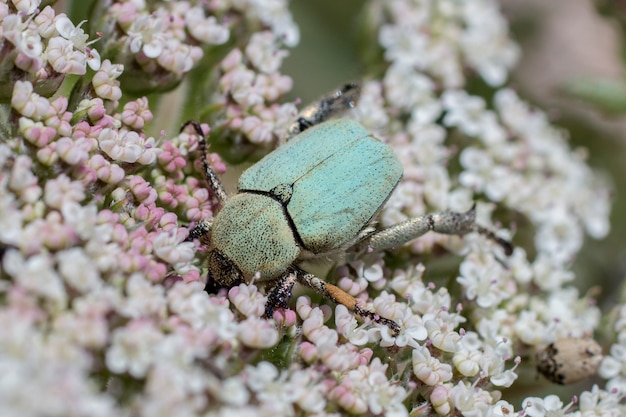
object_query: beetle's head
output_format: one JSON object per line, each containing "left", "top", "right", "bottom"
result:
{"left": 206, "top": 248, "right": 245, "bottom": 290}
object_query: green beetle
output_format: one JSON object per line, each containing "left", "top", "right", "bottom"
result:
{"left": 186, "top": 85, "right": 511, "bottom": 335}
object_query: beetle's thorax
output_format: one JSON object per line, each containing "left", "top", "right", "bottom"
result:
{"left": 209, "top": 193, "right": 300, "bottom": 283}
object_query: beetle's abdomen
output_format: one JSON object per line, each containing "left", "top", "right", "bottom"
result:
{"left": 211, "top": 193, "right": 299, "bottom": 281}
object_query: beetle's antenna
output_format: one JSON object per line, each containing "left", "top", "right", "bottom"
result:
{"left": 181, "top": 121, "right": 228, "bottom": 204}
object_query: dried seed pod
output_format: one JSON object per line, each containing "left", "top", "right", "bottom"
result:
{"left": 536, "top": 338, "right": 603, "bottom": 384}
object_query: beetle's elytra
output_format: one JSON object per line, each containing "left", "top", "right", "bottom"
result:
{"left": 186, "top": 84, "right": 512, "bottom": 335}
{"left": 224, "top": 120, "right": 402, "bottom": 271}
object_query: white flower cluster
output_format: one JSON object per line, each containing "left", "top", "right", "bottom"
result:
{"left": 0, "top": 0, "right": 620, "bottom": 416}
{"left": 378, "top": 0, "right": 519, "bottom": 89}
{"left": 339, "top": 0, "right": 615, "bottom": 415}
{"left": 1, "top": 3, "right": 100, "bottom": 78}
{"left": 599, "top": 305, "right": 626, "bottom": 394}
{"left": 215, "top": 36, "right": 297, "bottom": 144}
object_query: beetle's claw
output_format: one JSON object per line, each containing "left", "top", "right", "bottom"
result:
{"left": 186, "top": 220, "right": 212, "bottom": 242}
{"left": 354, "top": 305, "right": 400, "bottom": 337}
{"left": 264, "top": 297, "right": 290, "bottom": 319}
{"left": 263, "top": 303, "right": 275, "bottom": 320}
{"left": 296, "top": 117, "right": 312, "bottom": 133}
{"left": 203, "top": 277, "right": 223, "bottom": 294}
{"left": 377, "top": 316, "right": 401, "bottom": 337}
{"left": 472, "top": 224, "right": 514, "bottom": 256}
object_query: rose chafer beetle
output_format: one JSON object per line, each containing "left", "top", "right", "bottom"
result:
{"left": 186, "top": 84, "right": 512, "bottom": 335}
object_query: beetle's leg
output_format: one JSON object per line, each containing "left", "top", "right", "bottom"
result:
{"left": 204, "top": 276, "right": 225, "bottom": 295}
{"left": 264, "top": 270, "right": 298, "bottom": 318}
{"left": 284, "top": 83, "right": 362, "bottom": 141}
{"left": 354, "top": 204, "right": 513, "bottom": 256}
{"left": 203, "top": 249, "right": 246, "bottom": 294}
{"left": 181, "top": 121, "right": 228, "bottom": 204}
{"left": 185, "top": 218, "right": 212, "bottom": 243}
{"left": 181, "top": 121, "right": 227, "bottom": 243}
{"left": 204, "top": 270, "right": 246, "bottom": 294}
{"left": 291, "top": 266, "right": 401, "bottom": 336}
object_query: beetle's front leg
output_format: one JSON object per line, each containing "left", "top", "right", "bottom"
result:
{"left": 354, "top": 205, "right": 513, "bottom": 256}
{"left": 290, "top": 266, "right": 400, "bottom": 336}
{"left": 182, "top": 121, "right": 228, "bottom": 244}
{"left": 186, "top": 218, "right": 212, "bottom": 244}
{"left": 264, "top": 270, "right": 297, "bottom": 318}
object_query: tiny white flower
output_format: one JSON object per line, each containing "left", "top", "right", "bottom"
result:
{"left": 153, "top": 231, "right": 195, "bottom": 265}
{"left": 522, "top": 395, "right": 567, "bottom": 417}
{"left": 412, "top": 345, "right": 453, "bottom": 385}
{"left": 54, "top": 15, "right": 101, "bottom": 70}
{"left": 12, "top": 0, "right": 41, "bottom": 14}
{"left": 450, "top": 381, "right": 496, "bottom": 417}
{"left": 453, "top": 349, "right": 481, "bottom": 377}
{"left": 106, "top": 320, "right": 163, "bottom": 377}
{"left": 186, "top": 8, "right": 230, "bottom": 45}
{"left": 56, "top": 248, "right": 101, "bottom": 293}
{"left": 425, "top": 318, "right": 461, "bottom": 353}
{"left": 3, "top": 250, "right": 67, "bottom": 307}
{"left": 121, "top": 273, "right": 167, "bottom": 319}
{"left": 237, "top": 317, "right": 279, "bottom": 348}
{"left": 229, "top": 284, "right": 267, "bottom": 317}
{"left": 127, "top": 14, "right": 166, "bottom": 58}
{"left": 44, "top": 174, "right": 85, "bottom": 209}
{"left": 245, "top": 31, "right": 288, "bottom": 74}
{"left": 98, "top": 128, "right": 160, "bottom": 164}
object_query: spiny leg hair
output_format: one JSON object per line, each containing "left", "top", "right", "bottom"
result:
{"left": 355, "top": 204, "right": 513, "bottom": 256}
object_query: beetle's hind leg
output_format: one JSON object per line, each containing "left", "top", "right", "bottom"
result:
{"left": 284, "top": 83, "right": 362, "bottom": 141}
{"left": 265, "top": 266, "right": 400, "bottom": 336}
{"left": 353, "top": 204, "right": 513, "bottom": 256}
